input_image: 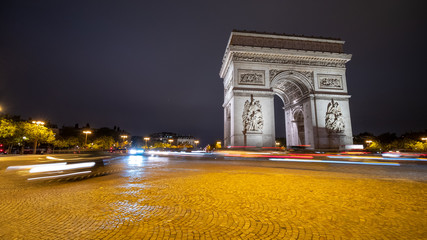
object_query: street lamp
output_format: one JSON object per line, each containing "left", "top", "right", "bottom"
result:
{"left": 144, "top": 137, "right": 150, "bottom": 149}
{"left": 83, "top": 130, "right": 92, "bottom": 146}
{"left": 365, "top": 140, "right": 373, "bottom": 148}
{"left": 168, "top": 139, "right": 173, "bottom": 146}
{"left": 421, "top": 137, "right": 427, "bottom": 142}
{"left": 121, "top": 135, "right": 128, "bottom": 148}
{"left": 32, "top": 121, "right": 45, "bottom": 154}
{"left": 194, "top": 140, "right": 199, "bottom": 149}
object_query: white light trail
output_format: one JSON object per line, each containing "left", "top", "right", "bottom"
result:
{"left": 6, "top": 163, "right": 66, "bottom": 171}
{"left": 269, "top": 158, "right": 400, "bottom": 166}
{"left": 27, "top": 171, "right": 92, "bottom": 181}
{"left": 29, "top": 162, "right": 96, "bottom": 173}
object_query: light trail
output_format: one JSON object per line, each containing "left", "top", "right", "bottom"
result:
{"left": 27, "top": 171, "right": 92, "bottom": 181}
{"left": 269, "top": 158, "right": 400, "bottom": 166}
{"left": 29, "top": 162, "right": 96, "bottom": 173}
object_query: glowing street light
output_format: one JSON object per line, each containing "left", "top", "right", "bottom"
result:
{"left": 144, "top": 137, "right": 150, "bottom": 148}
{"left": 120, "top": 135, "right": 128, "bottom": 148}
{"left": 421, "top": 137, "right": 427, "bottom": 142}
{"left": 168, "top": 139, "right": 173, "bottom": 146}
{"left": 194, "top": 140, "right": 199, "bottom": 149}
{"left": 366, "top": 140, "right": 373, "bottom": 144}
{"left": 32, "top": 121, "right": 45, "bottom": 125}
{"left": 83, "top": 130, "right": 92, "bottom": 146}
{"left": 32, "top": 121, "right": 45, "bottom": 154}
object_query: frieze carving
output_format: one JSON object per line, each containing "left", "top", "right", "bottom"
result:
{"left": 325, "top": 99, "right": 345, "bottom": 133}
{"left": 233, "top": 52, "right": 347, "bottom": 68}
{"left": 269, "top": 69, "right": 314, "bottom": 87}
{"left": 242, "top": 95, "right": 263, "bottom": 133}
{"left": 238, "top": 70, "right": 265, "bottom": 85}
{"left": 318, "top": 74, "right": 343, "bottom": 89}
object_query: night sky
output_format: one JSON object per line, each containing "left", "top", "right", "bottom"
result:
{"left": 1, "top": 0, "right": 426, "bottom": 145}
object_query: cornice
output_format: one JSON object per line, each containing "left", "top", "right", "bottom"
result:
{"left": 231, "top": 30, "right": 344, "bottom": 44}
{"left": 220, "top": 49, "right": 351, "bottom": 78}
{"left": 230, "top": 45, "right": 351, "bottom": 60}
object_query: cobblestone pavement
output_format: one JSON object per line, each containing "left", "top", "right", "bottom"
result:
{"left": 0, "top": 155, "right": 426, "bottom": 239}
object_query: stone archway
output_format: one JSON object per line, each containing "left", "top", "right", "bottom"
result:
{"left": 220, "top": 31, "right": 354, "bottom": 149}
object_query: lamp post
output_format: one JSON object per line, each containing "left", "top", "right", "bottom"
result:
{"left": 168, "top": 139, "right": 173, "bottom": 147}
{"left": 194, "top": 140, "right": 199, "bottom": 149}
{"left": 32, "top": 121, "right": 45, "bottom": 154}
{"left": 144, "top": 137, "right": 150, "bottom": 149}
{"left": 121, "top": 135, "right": 128, "bottom": 148}
{"left": 365, "top": 140, "right": 373, "bottom": 148}
{"left": 83, "top": 130, "right": 92, "bottom": 146}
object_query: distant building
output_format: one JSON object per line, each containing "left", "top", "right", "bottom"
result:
{"left": 176, "top": 135, "right": 196, "bottom": 146}
{"left": 150, "top": 132, "right": 196, "bottom": 146}
{"left": 150, "top": 132, "right": 177, "bottom": 143}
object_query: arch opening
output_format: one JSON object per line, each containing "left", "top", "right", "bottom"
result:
{"left": 271, "top": 76, "right": 312, "bottom": 148}
{"left": 271, "top": 77, "right": 310, "bottom": 106}
{"left": 293, "top": 109, "right": 305, "bottom": 145}
{"left": 274, "top": 95, "right": 286, "bottom": 146}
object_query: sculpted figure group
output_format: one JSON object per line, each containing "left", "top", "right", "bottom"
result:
{"left": 325, "top": 99, "right": 345, "bottom": 133}
{"left": 242, "top": 95, "right": 264, "bottom": 133}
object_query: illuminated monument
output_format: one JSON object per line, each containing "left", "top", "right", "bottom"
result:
{"left": 220, "top": 31, "right": 353, "bottom": 149}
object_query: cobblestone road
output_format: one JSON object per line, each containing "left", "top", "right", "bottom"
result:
{"left": 0, "top": 155, "right": 426, "bottom": 239}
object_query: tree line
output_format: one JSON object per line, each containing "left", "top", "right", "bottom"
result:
{"left": 0, "top": 115, "right": 129, "bottom": 153}
{"left": 353, "top": 131, "right": 427, "bottom": 152}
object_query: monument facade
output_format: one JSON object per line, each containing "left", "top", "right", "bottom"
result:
{"left": 220, "top": 31, "right": 353, "bottom": 149}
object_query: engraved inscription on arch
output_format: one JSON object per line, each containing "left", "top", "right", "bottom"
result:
{"left": 238, "top": 70, "right": 265, "bottom": 85}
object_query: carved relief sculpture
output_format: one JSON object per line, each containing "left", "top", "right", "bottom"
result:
{"left": 238, "top": 70, "right": 264, "bottom": 85}
{"left": 318, "top": 74, "right": 343, "bottom": 89}
{"left": 242, "top": 95, "right": 264, "bottom": 133}
{"left": 325, "top": 99, "right": 345, "bottom": 133}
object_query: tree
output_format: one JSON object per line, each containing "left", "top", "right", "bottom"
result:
{"left": 0, "top": 118, "right": 17, "bottom": 139}
{"left": 365, "top": 141, "right": 382, "bottom": 152}
{"left": 0, "top": 118, "right": 19, "bottom": 153}
{"left": 53, "top": 137, "right": 80, "bottom": 149}
{"left": 92, "top": 136, "right": 115, "bottom": 150}
{"left": 21, "top": 122, "right": 55, "bottom": 153}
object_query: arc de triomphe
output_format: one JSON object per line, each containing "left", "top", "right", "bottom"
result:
{"left": 220, "top": 31, "right": 353, "bottom": 149}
